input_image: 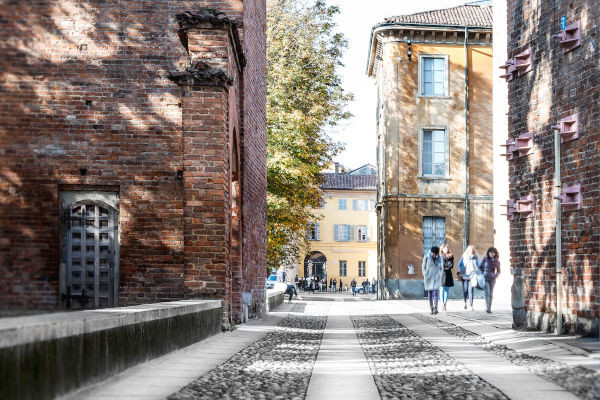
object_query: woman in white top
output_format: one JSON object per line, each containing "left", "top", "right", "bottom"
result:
{"left": 458, "top": 245, "right": 479, "bottom": 311}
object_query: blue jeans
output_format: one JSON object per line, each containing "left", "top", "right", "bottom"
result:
{"left": 440, "top": 286, "right": 449, "bottom": 304}
{"left": 484, "top": 279, "right": 496, "bottom": 311}
{"left": 462, "top": 279, "right": 474, "bottom": 307}
{"left": 428, "top": 290, "right": 439, "bottom": 309}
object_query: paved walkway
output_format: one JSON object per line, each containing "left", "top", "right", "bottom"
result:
{"left": 306, "top": 301, "right": 379, "bottom": 400}
{"left": 60, "top": 295, "right": 599, "bottom": 400}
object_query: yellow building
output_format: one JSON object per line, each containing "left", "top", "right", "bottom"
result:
{"left": 366, "top": 4, "right": 494, "bottom": 298}
{"left": 298, "top": 165, "right": 377, "bottom": 289}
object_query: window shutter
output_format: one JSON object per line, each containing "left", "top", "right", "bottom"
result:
{"left": 353, "top": 225, "right": 358, "bottom": 242}
{"left": 353, "top": 199, "right": 357, "bottom": 211}
{"left": 316, "top": 223, "right": 320, "bottom": 240}
{"left": 346, "top": 225, "right": 352, "bottom": 241}
{"left": 334, "top": 224, "right": 338, "bottom": 241}
{"left": 365, "top": 226, "right": 370, "bottom": 242}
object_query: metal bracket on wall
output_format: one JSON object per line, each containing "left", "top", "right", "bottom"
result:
{"left": 500, "top": 138, "right": 516, "bottom": 160}
{"left": 554, "top": 184, "right": 582, "bottom": 212}
{"left": 513, "top": 131, "right": 534, "bottom": 157}
{"left": 516, "top": 194, "right": 536, "bottom": 218}
{"left": 553, "top": 21, "right": 581, "bottom": 53}
{"left": 499, "top": 58, "right": 515, "bottom": 81}
{"left": 552, "top": 113, "right": 579, "bottom": 143}
{"left": 501, "top": 199, "right": 516, "bottom": 220}
{"left": 514, "top": 48, "right": 533, "bottom": 76}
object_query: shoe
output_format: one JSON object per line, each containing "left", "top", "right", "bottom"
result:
{"left": 464, "top": 303, "right": 467, "bottom": 310}
{"left": 443, "top": 304, "right": 446, "bottom": 311}
{"left": 431, "top": 307, "right": 434, "bottom": 314}
{"left": 486, "top": 309, "right": 492, "bottom": 314}
{"left": 434, "top": 307, "right": 438, "bottom": 315}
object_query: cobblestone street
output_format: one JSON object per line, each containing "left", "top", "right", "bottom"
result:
{"left": 63, "top": 293, "right": 599, "bottom": 400}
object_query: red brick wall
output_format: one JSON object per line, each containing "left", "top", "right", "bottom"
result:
{"left": 239, "top": 0, "right": 267, "bottom": 319}
{"left": 0, "top": 0, "right": 266, "bottom": 322}
{"left": 506, "top": 0, "right": 599, "bottom": 335}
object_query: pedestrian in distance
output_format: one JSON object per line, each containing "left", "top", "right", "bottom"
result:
{"left": 422, "top": 246, "right": 443, "bottom": 314}
{"left": 351, "top": 278, "right": 357, "bottom": 296}
{"left": 480, "top": 247, "right": 501, "bottom": 313}
{"left": 333, "top": 278, "right": 337, "bottom": 292}
{"left": 338, "top": 279, "right": 343, "bottom": 292}
{"left": 439, "top": 244, "right": 455, "bottom": 311}
{"left": 362, "top": 279, "right": 368, "bottom": 295}
{"left": 309, "top": 277, "right": 315, "bottom": 294}
{"left": 459, "top": 245, "right": 479, "bottom": 311}
{"left": 329, "top": 278, "right": 333, "bottom": 292}
{"left": 284, "top": 284, "right": 296, "bottom": 302}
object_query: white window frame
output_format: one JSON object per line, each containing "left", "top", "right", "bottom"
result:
{"left": 338, "top": 198, "right": 347, "bottom": 210}
{"left": 353, "top": 199, "right": 369, "bottom": 211}
{"left": 307, "top": 222, "right": 320, "bottom": 241}
{"left": 334, "top": 224, "right": 352, "bottom": 242}
{"left": 358, "top": 261, "right": 366, "bottom": 277}
{"left": 339, "top": 260, "right": 347, "bottom": 277}
{"left": 418, "top": 54, "right": 449, "bottom": 98}
{"left": 418, "top": 126, "right": 450, "bottom": 179}
{"left": 356, "top": 225, "right": 369, "bottom": 242}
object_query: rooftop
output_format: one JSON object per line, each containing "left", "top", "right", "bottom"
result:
{"left": 381, "top": 4, "right": 492, "bottom": 28}
{"left": 321, "top": 173, "right": 376, "bottom": 191}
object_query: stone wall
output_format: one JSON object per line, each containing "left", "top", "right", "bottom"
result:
{"left": 506, "top": 0, "right": 599, "bottom": 335}
{"left": 0, "top": 0, "right": 266, "bottom": 324}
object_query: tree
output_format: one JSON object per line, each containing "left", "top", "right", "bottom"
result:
{"left": 266, "top": 0, "right": 352, "bottom": 271}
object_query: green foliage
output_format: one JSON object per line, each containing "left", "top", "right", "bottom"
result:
{"left": 266, "top": 0, "right": 352, "bottom": 271}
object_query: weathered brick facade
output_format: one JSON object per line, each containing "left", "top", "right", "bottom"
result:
{"left": 0, "top": 0, "right": 266, "bottom": 324}
{"left": 506, "top": 0, "right": 599, "bottom": 335}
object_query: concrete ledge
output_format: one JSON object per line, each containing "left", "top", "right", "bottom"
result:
{"left": 0, "top": 300, "right": 222, "bottom": 400}
{"left": 267, "top": 289, "right": 285, "bottom": 311}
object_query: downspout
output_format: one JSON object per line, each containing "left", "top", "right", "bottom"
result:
{"left": 553, "top": 126, "right": 563, "bottom": 334}
{"left": 463, "top": 27, "right": 469, "bottom": 251}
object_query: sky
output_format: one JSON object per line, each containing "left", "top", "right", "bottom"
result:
{"left": 325, "top": 0, "right": 470, "bottom": 170}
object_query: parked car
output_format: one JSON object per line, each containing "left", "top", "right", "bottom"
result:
{"left": 266, "top": 274, "right": 287, "bottom": 291}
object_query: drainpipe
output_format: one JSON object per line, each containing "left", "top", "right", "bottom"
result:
{"left": 463, "top": 27, "right": 469, "bottom": 251}
{"left": 553, "top": 126, "right": 563, "bottom": 335}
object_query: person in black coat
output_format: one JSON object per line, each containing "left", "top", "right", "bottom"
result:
{"left": 440, "top": 243, "right": 455, "bottom": 311}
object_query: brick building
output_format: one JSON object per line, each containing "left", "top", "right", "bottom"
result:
{"left": 0, "top": 0, "right": 266, "bottom": 325}
{"left": 501, "top": 1, "right": 599, "bottom": 335}
{"left": 366, "top": 4, "right": 495, "bottom": 298}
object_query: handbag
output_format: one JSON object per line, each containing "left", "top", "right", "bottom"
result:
{"left": 472, "top": 272, "right": 486, "bottom": 289}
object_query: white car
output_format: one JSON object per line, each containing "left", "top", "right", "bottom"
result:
{"left": 265, "top": 274, "right": 287, "bottom": 291}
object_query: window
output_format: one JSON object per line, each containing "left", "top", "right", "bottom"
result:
{"left": 420, "top": 55, "right": 448, "bottom": 97}
{"left": 355, "top": 225, "right": 369, "bottom": 242}
{"left": 358, "top": 261, "right": 366, "bottom": 277}
{"left": 334, "top": 224, "right": 351, "bottom": 241}
{"left": 307, "top": 222, "right": 320, "bottom": 241}
{"left": 421, "top": 128, "right": 447, "bottom": 177}
{"left": 339, "top": 260, "right": 347, "bottom": 277}
{"left": 338, "top": 199, "right": 347, "bottom": 210}
{"left": 423, "top": 217, "right": 446, "bottom": 256}
{"left": 353, "top": 199, "right": 369, "bottom": 211}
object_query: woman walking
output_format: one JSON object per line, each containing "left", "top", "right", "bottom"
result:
{"left": 459, "top": 245, "right": 479, "bottom": 311}
{"left": 439, "top": 244, "right": 454, "bottom": 311}
{"left": 422, "top": 246, "right": 443, "bottom": 314}
{"left": 480, "top": 247, "right": 501, "bottom": 313}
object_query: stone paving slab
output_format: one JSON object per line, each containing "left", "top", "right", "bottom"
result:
{"left": 58, "top": 302, "right": 296, "bottom": 400}
{"left": 305, "top": 302, "right": 379, "bottom": 400}
{"left": 389, "top": 312, "right": 579, "bottom": 400}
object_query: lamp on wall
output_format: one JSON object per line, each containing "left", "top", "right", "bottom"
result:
{"left": 407, "top": 40, "right": 412, "bottom": 61}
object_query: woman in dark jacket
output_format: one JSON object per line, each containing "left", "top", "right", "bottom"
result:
{"left": 480, "top": 247, "right": 501, "bottom": 313}
{"left": 439, "top": 244, "right": 454, "bottom": 311}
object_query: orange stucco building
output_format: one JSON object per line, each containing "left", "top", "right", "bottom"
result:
{"left": 367, "top": 4, "right": 494, "bottom": 298}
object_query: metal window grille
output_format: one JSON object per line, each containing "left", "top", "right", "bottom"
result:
{"left": 422, "top": 217, "right": 446, "bottom": 256}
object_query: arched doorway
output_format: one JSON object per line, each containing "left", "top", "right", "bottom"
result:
{"left": 304, "top": 252, "right": 327, "bottom": 282}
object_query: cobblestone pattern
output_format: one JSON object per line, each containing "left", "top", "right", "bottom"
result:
{"left": 411, "top": 313, "right": 600, "bottom": 400}
{"left": 168, "top": 314, "right": 326, "bottom": 400}
{"left": 351, "top": 315, "right": 509, "bottom": 400}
